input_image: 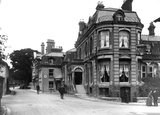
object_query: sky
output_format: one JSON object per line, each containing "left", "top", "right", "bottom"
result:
{"left": 0, "top": 0, "right": 160, "bottom": 55}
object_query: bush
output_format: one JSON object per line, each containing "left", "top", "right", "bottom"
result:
{"left": 139, "top": 77, "right": 160, "bottom": 97}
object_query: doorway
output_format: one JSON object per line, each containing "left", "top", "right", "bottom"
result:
{"left": 120, "top": 87, "right": 130, "bottom": 103}
{"left": 74, "top": 72, "right": 82, "bottom": 85}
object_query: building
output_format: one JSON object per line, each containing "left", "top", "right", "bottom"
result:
{"left": 62, "top": 0, "right": 160, "bottom": 102}
{"left": 0, "top": 61, "right": 9, "bottom": 96}
{"left": 32, "top": 39, "right": 64, "bottom": 92}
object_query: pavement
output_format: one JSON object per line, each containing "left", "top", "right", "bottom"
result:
{"left": 2, "top": 88, "right": 160, "bottom": 115}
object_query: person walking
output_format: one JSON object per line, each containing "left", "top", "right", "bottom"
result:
{"left": 58, "top": 82, "right": 65, "bottom": 99}
{"left": 36, "top": 85, "right": 40, "bottom": 94}
{"left": 152, "top": 90, "right": 158, "bottom": 106}
{"left": 146, "top": 90, "right": 153, "bottom": 106}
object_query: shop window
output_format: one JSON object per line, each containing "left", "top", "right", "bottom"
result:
{"left": 119, "top": 64, "right": 129, "bottom": 82}
{"left": 100, "top": 31, "right": 110, "bottom": 48}
{"left": 99, "top": 88, "right": 109, "bottom": 97}
{"left": 99, "top": 62, "right": 110, "bottom": 82}
{"left": 119, "top": 31, "right": 129, "bottom": 48}
{"left": 49, "top": 69, "right": 54, "bottom": 76}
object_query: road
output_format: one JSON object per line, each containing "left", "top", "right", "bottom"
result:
{"left": 2, "top": 88, "right": 160, "bottom": 115}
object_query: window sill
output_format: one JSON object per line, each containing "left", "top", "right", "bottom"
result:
{"left": 119, "top": 82, "right": 130, "bottom": 86}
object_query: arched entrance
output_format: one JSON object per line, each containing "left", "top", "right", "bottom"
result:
{"left": 74, "top": 68, "right": 83, "bottom": 85}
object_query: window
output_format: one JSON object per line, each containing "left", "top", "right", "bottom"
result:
{"left": 99, "top": 88, "right": 109, "bottom": 97}
{"left": 100, "top": 31, "right": 110, "bottom": 48}
{"left": 90, "top": 37, "right": 93, "bottom": 54}
{"left": 119, "top": 64, "right": 129, "bottom": 82}
{"left": 116, "top": 14, "right": 123, "bottom": 21}
{"left": 49, "top": 69, "right": 54, "bottom": 76}
{"left": 48, "top": 58, "right": 55, "bottom": 64}
{"left": 141, "top": 65, "right": 146, "bottom": 78}
{"left": 49, "top": 81, "right": 54, "bottom": 88}
{"left": 90, "top": 65, "right": 93, "bottom": 84}
{"left": 148, "top": 66, "right": 153, "bottom": 77}
{"left": 137, "top": 32, "right": 141, "bottom": 44}
{"left": 119, "top": 31, "right": 129, "bottom": 48}
{"left": 79, "top": 48, "right": 81, "bottom": 59}
{"left": 99, "top": 62, "right": 110, "bottom": 82}
{"left": 85, "top": 42, "right": 88, "bottom": 57}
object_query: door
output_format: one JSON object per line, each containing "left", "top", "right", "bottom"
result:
{"left": 74, "top": 72, "right": 82, "bottom": 85}
{"left": 120, "top": 87, "right": 130, "bottom": 103}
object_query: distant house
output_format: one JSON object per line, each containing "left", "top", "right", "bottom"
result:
{"left": 32, "top": 39, "right": 64, "bottom": 92}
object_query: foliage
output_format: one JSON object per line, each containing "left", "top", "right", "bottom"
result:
{"left": 139, "top": 76, "right": 160, "bottom": 97}
{"left": 9, "top": 48, "right": 38, "bottom": 85}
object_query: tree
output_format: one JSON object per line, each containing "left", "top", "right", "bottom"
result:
{"left": 9, "top": 48, "right": 38, "bottom": 86}
{"left": 139, "top": 76, "right": 160, "bottom": 97}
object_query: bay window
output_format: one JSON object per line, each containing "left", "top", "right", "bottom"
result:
{"left": 99, "top": 61, "right": 110, "bottom": 82}
{"left": 119, "top": 64, "right": 129, "bottom": 82}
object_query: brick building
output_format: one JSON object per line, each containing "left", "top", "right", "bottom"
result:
{"left": 62, "top": 0, "right": 160, "bottom": 102}
{"left": 32, "top": 39, "right": 64, "bottom": 92}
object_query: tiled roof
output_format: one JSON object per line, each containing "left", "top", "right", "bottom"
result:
{"left": 143, "top": 54, "right": 160, "bottom": 60}
{"left": 96, "top": 8, "right": 140, "bottom": 23}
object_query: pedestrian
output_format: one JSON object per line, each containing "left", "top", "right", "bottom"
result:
{"left": 146, "top": 90, "right": 153, "bottom": 106}
{"left": 152, "top": 90, "right": 158, "bottom": 106}
{"left": 58, "top": 82, "right": 65, "bottom": 99}
{"left": 36, "top": 85, "right": 40, "bottom": 94}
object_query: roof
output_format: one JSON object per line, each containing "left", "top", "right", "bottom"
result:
{"left": 141, "top": 35, "right": 160, "bottom": 41}
{"left": 96, "top": 8, "right": 140, "bottom": 23}
{"left": 67, "top": 48, "right": 76, "bottom": 52}
{"left": 44, "top": 52, "right": 64, "bottom": 57}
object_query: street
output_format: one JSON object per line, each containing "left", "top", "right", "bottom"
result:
{"left": 1, "top": 88, "right": 160, "bottom": 115}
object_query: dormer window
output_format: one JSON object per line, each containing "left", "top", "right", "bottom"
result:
{"left": 116, "top": 14, "right": 124, "bottom": 21}
{"left": 113, "top": 9, "right": 125, "bottom": 22}
{"left": 48, "top": 58, "right": 55, "bottom": 64}
{"left": 146, "top": 44, "right": 151, "bottom": 53}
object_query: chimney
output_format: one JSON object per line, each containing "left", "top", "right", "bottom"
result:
{"left": 121, "top": 0, "right": 133, "bottom": 11}
{"left": 148, "top": 22, "right": 155, "bottom": 36}
{"left": 41, "top": 42, "right": 45, "bottom": 54}
{"left": 78, "top": 20, "right": 86, "bottom": 35}
{"left": 46, "top": 39, "right": 55, "bottom": 53}
{"left": 96, "top": 1, "right": 105, "bottom": 10}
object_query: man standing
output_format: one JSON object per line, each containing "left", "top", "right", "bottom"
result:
{"left": 152, "top": 90, "right": 158, "bottom": 106}
{"left": 36, "top": 85, "right": 40, "bottom": 94}
{"left": 58, "top": 82, "right": 65, "bottom": 99}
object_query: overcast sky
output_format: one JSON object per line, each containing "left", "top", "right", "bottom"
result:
{"left": 0, "top": 0, "right": 160, "bottom": 54}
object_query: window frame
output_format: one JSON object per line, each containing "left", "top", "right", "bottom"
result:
{"left": 49, "top": 69, "right": 54, "bottom": 76}
{"left": 141, "top": 65, "right": 146, "bottom": 78}
{"left": 119, "top": 31, "right": 130, "bottom": 49}
{"left": 99, "top": 61, "right": 110, "bottom": 83}
{"left": 99, "top": 30, "right": 110, "bottom": 49}
{"left": 119, "top": 62, "right": 130, "bottom": 82}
